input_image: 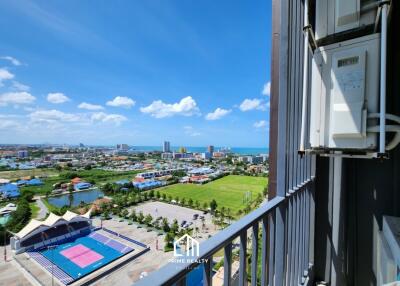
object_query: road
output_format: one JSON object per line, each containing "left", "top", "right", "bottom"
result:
{"left": 35, "top": 198, "right": 48, "bottom": 220}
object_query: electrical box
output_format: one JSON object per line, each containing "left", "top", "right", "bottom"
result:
{"left": 309, "top": 34, "right": 380, "bottom": 151}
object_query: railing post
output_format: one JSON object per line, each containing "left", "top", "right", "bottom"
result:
{"left": 261, "top": 216, "right": 268, "bottom": 286}
{"left": 224, "top": 243, "right": 232, "bottom": 286}
{"left": 275, "top": 203, "right": 286, "bottom": 285}
{"left": 239, "top": 231, "right": 247, "bottom": 286}
{"left": 203, "top": 256, "right": 213, "bottom": 286}
{"left": 251, "top": 223, "right": 259, "bottom": 286}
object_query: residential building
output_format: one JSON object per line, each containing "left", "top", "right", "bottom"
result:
{"left": 249, "top": 156, "right": 263, "bottom": 165}
{"left": 161, "top": 152, "right": 173, "bottom": 159}
{"left": 17, "top": 150, "right": 29, "bottom": 158}
{"left": 163, "top": 141, "right": 171, "bottom": 153}
{"left": 201, "top": 152, "right": 212, "bottom": 160}
{"left": 207, "top": 145, "right": 214, "bottom": 153}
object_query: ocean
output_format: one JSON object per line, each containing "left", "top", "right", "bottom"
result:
{"left": 130, "top": 146, "right": 269, "bottom": 155}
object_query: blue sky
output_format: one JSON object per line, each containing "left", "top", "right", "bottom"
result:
{"left": 0, "top": 0, "right": 271, "bottom": 147}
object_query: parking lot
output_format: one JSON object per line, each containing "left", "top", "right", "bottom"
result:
{"left": 129, "top": 201, "right": 215, "bottom": 231}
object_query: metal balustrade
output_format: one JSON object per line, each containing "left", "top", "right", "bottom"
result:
{"left": 135, "top": 181, "right": 314, "bottom": 286}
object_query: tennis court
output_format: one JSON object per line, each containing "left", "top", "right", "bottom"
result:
{"left": 40, "top": 233, "right": 133, "bottom": 280}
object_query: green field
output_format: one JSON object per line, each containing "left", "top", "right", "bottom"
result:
{"left": 158, "top": 175, "right": 267, "bottom": 212}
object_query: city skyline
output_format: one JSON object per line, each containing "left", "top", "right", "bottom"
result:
{"left": 0, "top": 1, "right": 271, "bottom": 147}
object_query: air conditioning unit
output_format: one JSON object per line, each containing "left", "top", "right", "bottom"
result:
{"left": 315, "top": 0, "right": 377, "bottom": 40}
{"left": 309, "top": 33, "right": 380, "bottom": 151}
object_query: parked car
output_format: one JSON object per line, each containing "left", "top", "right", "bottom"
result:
{"left": 180, "top": 220, "right": 187, "bottom": 227}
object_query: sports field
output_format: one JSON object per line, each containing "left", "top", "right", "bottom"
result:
{"left": 39, "top": 232, "right": 134, "bottom": 281}
{"left": 158, "top": 175, "right": 267, "bottom": 211}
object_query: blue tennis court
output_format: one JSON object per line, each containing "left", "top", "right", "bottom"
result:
{"left": 41, "top": 235, "right": 130, "bottom": 279}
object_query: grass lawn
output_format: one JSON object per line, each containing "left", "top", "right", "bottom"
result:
{"left": 158, "top": 175, "right": 267, "bottom": 212}
{"left": 29, "top": 202, "right": 40, "bottom": 218}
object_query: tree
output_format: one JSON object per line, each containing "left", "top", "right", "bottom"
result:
{"left": 167, "top": 195, "right": 172, "bottom": 202}
{"left": 162, "top": 218, "right": 170, "bottom": 232}
{"left": 144, "top": 214, "right": 153, "bottom": 226}
{"left": 210, "top": 199, "right": 218, "bottom": 213}
{"left": 188, "top": 198, "right": 193, "bottom": 207}
{"left": 137, "top": 211, "right": 145, "bottom": 224}
{"left": 203, "top": 202, "right": 208, "bottom": 210}
{"left": 175, "top": 196, "right": 179, "bottom": 203}
{"left": 164, "top": 232, "right": 174, "bottom": 249}
{"left": 181, "top": 198, "right": 186, "bottom": 206}
{"left": 171, "top": 219, "right": 179, "bottom": 234}
{"left": 21, "top": 190, "right": 34, "bottom": 202}
{"left": 149, "top": 190, "right": 155, "bottom": 198}
{"left": 101, "top": 183, "right": 114, "bottom": 195}
{"left": 121, "top": 209, "right": 129, "bottom": 218}
{"left": 102, "top": 209, "right": 110, "bottom": 220}
{"left": 195, "top": 200, "right": 200, "bottom": 209}
{"left": 156, "top": 191, "right": 161, "bottom": 199}
{"left": 162, "top": 193, "right": 167, "bottom": 201}
{"left": 130, "top": 210, "right": 137, "bottom": 221}
{"left": 6, "top": 199, "right": 31, "bottom": 232}
{"left": 143, "top": 192, "right": 148, "bottom": 201}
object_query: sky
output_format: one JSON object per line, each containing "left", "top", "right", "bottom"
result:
{"left": 0, "top": 0, "right": 271, "bottom": 147}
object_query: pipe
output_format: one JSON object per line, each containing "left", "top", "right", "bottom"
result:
{"left": 368, "top": 113, "right": 400, "bottom": 124}
{"left": 299, "top": 0, "right": 309, "bottom": 154}
{"left": 367, "top": 125, "right": 400, "bottom": 150}
{"left": 379, "top": 3, "right": 388, "bottom": 154}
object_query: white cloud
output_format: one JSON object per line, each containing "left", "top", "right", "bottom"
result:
{"left": 254, "top": 120, "right": 268, "bottom": 128}
{"left": 47, "top": 92, "right": 70, "bottom": 104}
{"left": 78, "top": 102, "right": 104, "bottom": 110}
{"left": 106, "top": 96, "right": 136, "bottom": 108}
{"left": 239, "top": 98, "right": 267, "bottom": 111}
{"left": 262, "top": 81, "right": 271, "bottom": 96}
{"left": 184, "top": 126, "right": 201, "bottom": 137}
{"left": 0, "top": 119, "right": 21, "bottom": 129}
{"left": 12, "top": 81, "right": 30, "bottom": 91}
{"left": 0, "top": 56, "right": 21, "bottom": 66}
{"left": 0, "top": 91, "right": 36, "bottom": 106}
{"left": 205, "top": 108, "right": 231, "bottom": 120}
{"left": 91, "top": 112, "right": 127, "bottom": 125}
{"left": 29, "top": 109, "right": 81, "bottom": 123}
{"left": 140, "top": 96, "right": 200, "bottom": 118}
{"left": 0, "top": 68, "right": 14, "bottom": 85}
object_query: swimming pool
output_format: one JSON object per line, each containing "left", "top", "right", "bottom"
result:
{"left": 41, "top": 235, "right": 129, "bottom": 279}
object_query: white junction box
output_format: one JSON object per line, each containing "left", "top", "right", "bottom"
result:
{"left": 309, "top": 33, "right": 380, "bottom": 151}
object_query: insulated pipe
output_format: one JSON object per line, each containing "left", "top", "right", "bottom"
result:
{"left": 379, "top": 3, "right": 388, "bottom": 154}
{"left": 299, "top": 0, "right": 309, "bottom": 153}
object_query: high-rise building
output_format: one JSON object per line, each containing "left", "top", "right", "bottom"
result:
{"left": 163, "top": 141, "right": 171, "bottom": 152}
{"left": 116, "top": 144, "right": 129, "bottom": 150}
{"left": 207, "top": 145, "right": 214, "bottom": 154}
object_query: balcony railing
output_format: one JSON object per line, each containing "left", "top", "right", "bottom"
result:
{"left": 135, "top": 180, "right": 314, "bottom": 286}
